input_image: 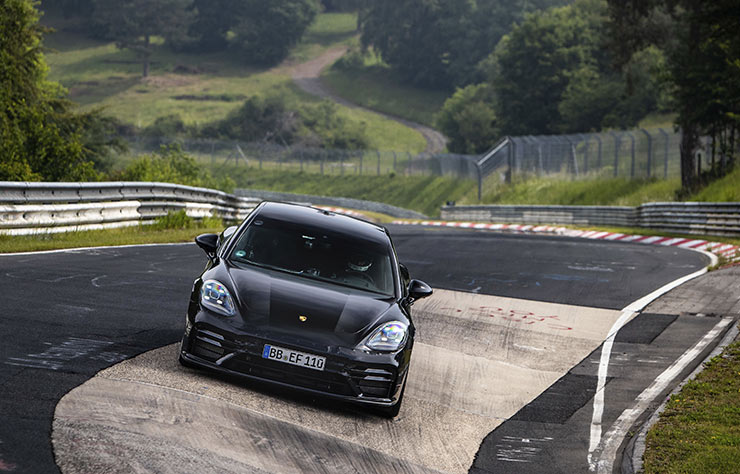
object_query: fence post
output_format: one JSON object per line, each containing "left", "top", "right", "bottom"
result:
{"left": 595, "top": 134, "right": 603, "bottom": 170}
{"left": 506, "top": 137, "right": 514, "bottom": 183}
{"left": 569, "top": 139, "right": 579, "bottom": 178}
{"left": 320, "top": 151, "right": 324, "bottom": 175}
{"left": 625, "top": 132, "right": 636, "bottom": 178}
{"left": 537, "top": 141, "right": 544, "bottom": 175}
{"left": 359, "top": 153, "right": 363, "bottom": 175}
{"left": 582, "top": 134, "right": 589, "bottom": 174}
{"left": 657, "top": 128, "right": 669, "bottom": 178}
{"left": 475, "top": 162, "right": 483, "bottom": 202}
{"left": 377, "top": 151, "right": 381, "bottom": 176}
{"left": 610, "top": 132, "right": 620, "bottom": 177}
{"left": 393, "top": 151, "right": 397, "bottom": 172}
{"left": 640, "top": 129, "right": 653, "bottom": 178}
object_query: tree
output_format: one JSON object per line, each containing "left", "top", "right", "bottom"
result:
{"left": 436, "top": 84, "right": 498, "bottom": 154}
{"left": 93, "top": 0, "right": 194, "bottom": 77}
{"left": 186, "top": 0, "right": 319, "bottom": 64}
{"left": 606, "top": 0, "right": 740, "bottom": 192}
{"left": 1, "top": 0, "right": 99, "bottom": 181}
{"left": 490, "top": 0, "right": 611, "bottom": 135}
{"left": 358, "top": 0, "right": 569, "bottom": 89}
{"left": 230, "top": 0, "right": 319, "bottom": 65}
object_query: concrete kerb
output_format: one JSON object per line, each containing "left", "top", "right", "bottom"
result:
{"left": 390, "top": 219, "right": 740, "bottom": 264}
{"left": 623, "top": 320, "right": 740, "bottom": 474}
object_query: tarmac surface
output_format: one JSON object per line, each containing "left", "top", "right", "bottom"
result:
{"left": 2, "top": 226, "right": 732, "bottom": 473}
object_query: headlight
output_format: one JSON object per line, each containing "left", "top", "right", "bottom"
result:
{"left": 200, "top": 279, "right": 236, "bottom": 316}
{"left": 365, "top": 321, "right": 408, "bottom": 351}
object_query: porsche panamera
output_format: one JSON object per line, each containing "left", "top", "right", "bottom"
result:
{"left": 179, "top": 201, "right": 432, "bottom": 416}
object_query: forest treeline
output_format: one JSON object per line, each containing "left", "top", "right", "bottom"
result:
{"left": 2, "top": 0, "right": 738, "bottom": 191}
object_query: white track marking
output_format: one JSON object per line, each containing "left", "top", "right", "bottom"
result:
{"left": 587, "top": 249, "right": 718, "bottom": 471}
{"left": 590, "top": 317, "right": 732, "bottom": 473}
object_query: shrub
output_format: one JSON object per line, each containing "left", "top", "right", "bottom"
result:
{"left": 118, "top": 145, "right": 235, "bottom": 191}
{"left": 151, "top": 210, "right": 193, "bottom": 230}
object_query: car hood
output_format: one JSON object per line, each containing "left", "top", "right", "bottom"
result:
{"left": 226, "top": 265, "right": 396, "bottom": 346}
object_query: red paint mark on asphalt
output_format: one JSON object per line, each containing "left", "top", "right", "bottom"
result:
{"left": 442, "top": 305, "right": 573, "bottom": 330}
{"left": 0, "top": 458, "right": 17, "bottom": 472}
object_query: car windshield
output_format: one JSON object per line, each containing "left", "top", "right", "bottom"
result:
{"left": 229, "top": 217, "right": 396, "bottom": 297}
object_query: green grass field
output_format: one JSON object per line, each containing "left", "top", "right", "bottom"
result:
{"left": 287, "top": 12, "right": 359, "bottom": 63}
{"left": 463, "top": 166, "right": 740, "bottom": 206}
{"left": 321, "top": 53, "right": 449, "bottom": 127}
{"left": 643, "top": 341, "right": 740, "bottom": 473}
{"left": 42, "top": 13, "right": 425, "bottom": 153}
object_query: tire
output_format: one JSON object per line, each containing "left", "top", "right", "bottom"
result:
{"left": 378, "top": 380, "right": 406, "bottom": 418}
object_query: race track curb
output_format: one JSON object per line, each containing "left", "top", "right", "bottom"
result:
{"left": 391, "top": 219, "right": 740, "bottom": 263}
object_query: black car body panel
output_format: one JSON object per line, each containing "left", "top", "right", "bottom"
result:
{"left": 180, "top": 202, "right": 429, "bottom": 412}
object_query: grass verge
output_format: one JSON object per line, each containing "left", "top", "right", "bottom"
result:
{"left": 220, "top": 167, "right": 472, "bottom": 217}
{"left": 0, "top": 225, "right": 224, "bottom": 254}
{"left": 642, "top": 340, "right": 740, "bottom": 473}
{"left": 465, "top": 166, "right": 740, "bottom": 206}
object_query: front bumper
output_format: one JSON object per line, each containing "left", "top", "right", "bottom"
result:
{"left": 180, "top": 321, "right": 409, "bottom": 407}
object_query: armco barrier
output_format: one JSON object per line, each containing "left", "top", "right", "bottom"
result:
{"left": 442, "top": 202, "right": 740, "bottom": 237}
{"left": 0, "top": 182, "right": 262, "bottom": 235}
{"left": 441, "top": 204, "right": 636, "bottom": 227}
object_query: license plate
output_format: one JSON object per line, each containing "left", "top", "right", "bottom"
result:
{"left": 262, "top": 344, "right": 326, "bottom": 371}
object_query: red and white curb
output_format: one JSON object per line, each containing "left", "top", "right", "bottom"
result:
{"left": 391, "top": 219, "right": 740, "bottom": 263}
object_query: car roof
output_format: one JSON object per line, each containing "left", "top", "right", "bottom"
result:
{"left": 253, "top": 201, "right": 390, "bottom": 245}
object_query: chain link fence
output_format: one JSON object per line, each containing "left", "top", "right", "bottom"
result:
{"left": 472, "top": 128, "right": 709, "bottom": 200}
{"left": 124, "top": 128, "right": 707, "bottom": 202}
{"left": 124, "top": 136, "right": 479, "bottom": 179}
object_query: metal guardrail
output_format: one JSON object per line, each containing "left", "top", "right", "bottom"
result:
{"left": 442, "top": 204, "right": 636, "bottom": 228}
{"left": 0, "top": 182, "right": 261, "bottom": 235}
{"left": 442, "top": 202, "right": 740, "bottom": 237}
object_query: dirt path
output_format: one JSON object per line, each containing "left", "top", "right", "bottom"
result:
{"left": 289, "top": 47, "right": 447, "bottom": 154}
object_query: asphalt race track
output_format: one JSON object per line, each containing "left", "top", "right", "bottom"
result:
{"left": 0, "top": 225, "right": 715, "bottom": 473}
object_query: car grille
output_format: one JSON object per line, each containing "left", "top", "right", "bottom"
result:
{"left": 189, "top": 327, "right": 398, "bottom": 400}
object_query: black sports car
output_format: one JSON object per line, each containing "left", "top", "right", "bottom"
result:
{"left": 179, "top": 201, "right": 432, "bottom": 416}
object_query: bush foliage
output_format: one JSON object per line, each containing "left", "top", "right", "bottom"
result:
{"left": 117, "top": 145, "right": 235, "bottom": 191}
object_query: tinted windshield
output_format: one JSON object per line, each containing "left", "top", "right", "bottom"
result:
{"left": 229, "top": 217, "right": 395, "bottom": 296}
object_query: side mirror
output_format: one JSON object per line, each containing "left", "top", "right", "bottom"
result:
{"left": 408, "top": 279, "right": 433, "bottom": 301}
{"left": 195, "top": 233, "right": 219, "bottom": 260}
